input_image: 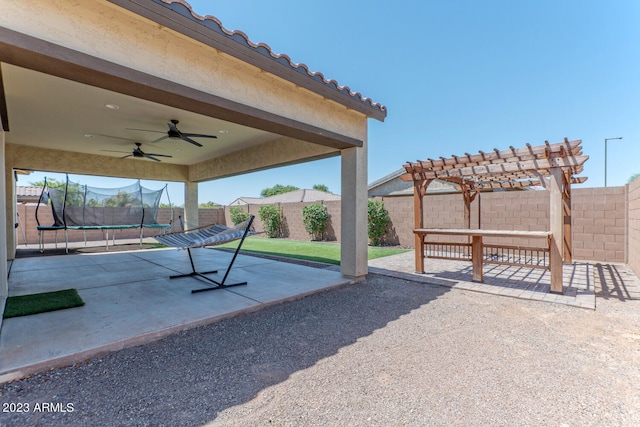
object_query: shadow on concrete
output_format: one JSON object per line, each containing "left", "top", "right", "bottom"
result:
{"left": 0, "top": 271, "right": 449, "bottom": 426}
{"left": 595, "top": 263, "right": 640, "bottom": 301}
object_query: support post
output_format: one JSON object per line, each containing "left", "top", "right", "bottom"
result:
{"left": 340, "top": 146, "right": 368, "bottom": 279}
{"left": 413, "top": 179, "right": 431, "bottom": 273}
{"left": 471, "top": 235, "right": 483, "bottom": 282}
{"left": 1, "top": 129, "right": 7, "bottom": 302}
{"left": 184, "top": 181, "right": 199, "bottom": 230}
{"left": 414, "top": 179, "right": 424, "bottom": 273}
{"left": 549, "top": 167, "right": 564, "bottom": 293}
{"left": 463, "top": 187, "right": 472, "bottom": 230}
{"left": 562, "top": 171, "right": 573, "bottom": 263}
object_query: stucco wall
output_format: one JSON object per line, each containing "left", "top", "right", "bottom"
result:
{"left": 0, "top": 0, "right": 367, "bottom": 142}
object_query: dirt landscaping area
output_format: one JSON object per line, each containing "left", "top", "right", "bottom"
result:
{"left": 1, "top": 263, "right": 639, "bottom": 426}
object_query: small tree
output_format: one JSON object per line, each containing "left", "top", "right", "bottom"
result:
{"left": 628, "top": 173, "right": 640, "bottom": 184}
{"left": 229, "top": 206, "right": 251, "bottom": 225}
{"left": 312, "top": 184, "right": 330, "bottom": 193}
{"left": 258, "top": 205, "right": 283, "bottom": 238}
{"left": 302, "top": 203, "right": 329, "bottom": 241}
{"left": 260, "top": 184, "right": 299, "bottom": 198}
{"left": 199, "top": 201, "right": 220, "bottom": 209}
{"left": 367, "top": 199, "right": 390, "bottom": 246}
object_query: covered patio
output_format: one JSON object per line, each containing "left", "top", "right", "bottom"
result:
{"left": 1, "top": 1, "right": 386, "bottom": 334}
{"left": 0, "top": 243, "right": 351, "bottom": 382}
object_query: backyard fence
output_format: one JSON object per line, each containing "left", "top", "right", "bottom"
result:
{"left": 15, "top": 180, "right": 640, "bottom": 277}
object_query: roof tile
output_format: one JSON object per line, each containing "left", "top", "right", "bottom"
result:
{"left": 159, "top": 0, "right": 386, "bottom": 116}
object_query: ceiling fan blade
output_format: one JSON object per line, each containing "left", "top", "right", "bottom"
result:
{"left": 126, "top": 128, "right": 165, "bottom": 134}
{"left": 182, "top": 136, "right": 203, "bottom": 147}
{"left": 93, "top": 133, "right": 133, "bottom": 141}
{"left": 182, "top": 133, "right": 218, "bottom": 139}
{"left": 144, "top": 154, "right": 162, "bottom": 162}
{"left": 121, "top": 154, "right": 133, "bottom": 159}
{"left": 150, "top": 135, "right": 170, "bottom": 144}
{"left": 100, "top": 150, "right": 130, "bottom": 154}
{"left": 145, "top": 153, "right": 173, "bottom": 158}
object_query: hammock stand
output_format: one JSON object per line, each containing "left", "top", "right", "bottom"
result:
{"left": 154, "top": 215, "right": 256, "bottom": 293}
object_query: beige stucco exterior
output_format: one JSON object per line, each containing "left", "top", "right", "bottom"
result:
{"left": 0, "top": 0, "right": 368, "bottom": 140}
{"left": 1, "top": 0, "right": 382, "bottom": 304}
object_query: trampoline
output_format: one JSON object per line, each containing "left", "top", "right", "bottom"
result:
{"left": 36, "top": 176, "right": 173, "bottom": 252}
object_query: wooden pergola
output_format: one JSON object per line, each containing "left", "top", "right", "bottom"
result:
{"left": 401, "top": 138, "right": 588, "bottom": 294}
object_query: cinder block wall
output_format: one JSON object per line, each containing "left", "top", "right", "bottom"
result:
{"left": 224, "top": 201, "right": 342, "bottom": 241}
{"left": 629, "top": 178, "right": 640, "bottom": 277}
{"left": 15, "top": 206, "right": 223, "bottom": 244}
{"left": 572, "top": 187, "right": 627, "bottom": 262}
{"left": 16, "top": 185, "right": 635, "bottom": 265}
{"left": 376, "top": 185, "right": 628, "bottom": 263}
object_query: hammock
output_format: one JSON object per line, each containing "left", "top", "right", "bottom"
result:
{"left": 154, "top": 215, "right": 256, "bottom": 293}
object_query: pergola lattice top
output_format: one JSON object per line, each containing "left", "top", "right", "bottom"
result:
{"left": 401, "top": 138, "right": 588, "bottom": 189}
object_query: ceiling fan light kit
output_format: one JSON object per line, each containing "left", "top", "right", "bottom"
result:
{"left": 101, "top": 142, "right": 173, "bottom": 162}
{"left": 128, "top": 119, "right": 218, "bottom": 147}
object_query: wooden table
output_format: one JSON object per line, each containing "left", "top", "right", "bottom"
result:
{"left": 413, "top": 229, "right": 561, "bottom": 292}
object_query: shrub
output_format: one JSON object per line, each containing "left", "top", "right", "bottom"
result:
{"left": 367, "top": 199, "right": 390, "bottom": 246}
{"left": 229, "top": 206, "right": 251, "bottom": 225}
{"left": 302, "top": 204, "right": 329, "bottom": 241}
{"left": 258, "top": 205, "right": 283, "bottom": 238}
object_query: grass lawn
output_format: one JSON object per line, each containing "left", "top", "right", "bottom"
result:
{"left": 218, "top": 237, "right": 409, "bottom": 265}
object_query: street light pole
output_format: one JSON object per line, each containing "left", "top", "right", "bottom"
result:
{"left": 604, "top": 137, "right": 623, "bottom": 187}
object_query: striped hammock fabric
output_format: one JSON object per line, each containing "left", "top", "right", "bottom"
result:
{"left": 154, "top": 218, "right": 255, "bottom": 250}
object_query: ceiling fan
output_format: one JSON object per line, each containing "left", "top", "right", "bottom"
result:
{"left": 128, "top": 119, "right": 217, "bottom": 147}
{"left": 101, "top": 142, "right": 173, "bottom": 162}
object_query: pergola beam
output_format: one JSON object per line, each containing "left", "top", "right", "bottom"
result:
{"left": 406, "top": 139, "right": 582, "bottom": 172}
{"left": 406, "top": 156, "right": 588, "bottom": 181}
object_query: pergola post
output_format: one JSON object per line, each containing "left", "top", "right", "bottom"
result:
{"left": 413, "top": 179, "right": 431, "bottom": 273}
{"left": 563, "top": 171, "right": 573, "bottom": 263}
{"left": 549, "top": 167, "right": 564, "bottom": 293}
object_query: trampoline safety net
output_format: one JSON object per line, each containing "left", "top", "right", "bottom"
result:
{"left": 42, "top": 178, "right": 168, "bottom": 228}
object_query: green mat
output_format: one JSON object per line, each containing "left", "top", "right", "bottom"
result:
{"left": 3, "top": 289, "right": 85, "bottom": 319}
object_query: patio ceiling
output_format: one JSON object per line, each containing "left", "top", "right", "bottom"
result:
{"left": 1, "top": 63, "right": 281, "bottom": 167}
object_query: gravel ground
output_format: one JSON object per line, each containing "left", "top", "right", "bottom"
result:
{"left": 1, "top": 267, "right": 639, "bottom": 426}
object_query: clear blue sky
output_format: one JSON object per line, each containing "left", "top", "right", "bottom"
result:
{"left": 22, "top": 0, "right": 640, "bottom": 205}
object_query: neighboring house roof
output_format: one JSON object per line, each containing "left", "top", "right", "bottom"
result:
{"left": 368, "top": 168, "right": 539, "bottom": 197}
{"left": 229, "top": 189, "right": 341, "bottom": 206}
{"left": 16, "top": 186, "right": 43, "bottom": 203}
{"left": 368, "top": 169, "right": 459, "bottom": 197}
{"left": 16, "top": 186, "right": 43, "bottom": 197}
{"left": 155, "top": 0, "right": 386, "bottom": 121}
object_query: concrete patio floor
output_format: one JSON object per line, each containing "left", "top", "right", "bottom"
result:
{"left": 0, "top": 246, "right": 352, "bottom": 383}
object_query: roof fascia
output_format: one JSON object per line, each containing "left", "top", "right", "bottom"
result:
{"left": 106, "top": 0, "right": 386, "bottom": 121}
{"left": 0, "top": 26, "right": 362, "bottom": 150}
